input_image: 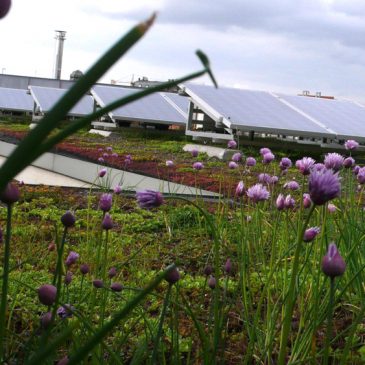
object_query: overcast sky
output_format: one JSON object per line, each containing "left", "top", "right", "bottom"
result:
{"left": 1, "top": 0, "right": 365, "bottom": 101}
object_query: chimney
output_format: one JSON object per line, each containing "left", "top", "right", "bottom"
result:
{"left": 54, "top": 30, "right": 66, "bottom": 79}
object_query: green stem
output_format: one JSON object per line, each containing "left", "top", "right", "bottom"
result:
{"left": 0, "top": 204, "right": 13, "bottom": 361}
{"left": 323, "top": 278, "right": 335, "bottom": 365}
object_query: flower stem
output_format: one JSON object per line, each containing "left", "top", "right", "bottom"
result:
{"left": 323, "top": 277, "right": 335, "bottom": 365}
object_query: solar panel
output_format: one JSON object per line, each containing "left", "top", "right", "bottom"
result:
{"left": 278, "top": 94, "right": 365, "bottom": 139}
{"left": 29, "top": 86, "right": 94, "bottom": 117}
{"left": 0, "top": 87, "right": 33, "bottom": 112}
{"left": 91, "top": 85, "right": 186, "bottom": 125}
{"left": 182, "top": 83, "right": 336, "bottom": 138}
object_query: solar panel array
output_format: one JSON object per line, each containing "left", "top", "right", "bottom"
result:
{"left": 29, "top": 86, "right": 94, "bottom": 117}
{"left": 0, "top": 87, "right": 33, "bottom": 112}
{"left": 91, "top": 85, "right": 187, "bottom": 125}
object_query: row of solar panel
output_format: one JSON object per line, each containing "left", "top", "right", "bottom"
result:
{"left": 1, "top": 83, "right": 365, "bottom": 140}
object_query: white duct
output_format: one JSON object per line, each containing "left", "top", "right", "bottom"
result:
{"left": 54, "top": 30, "right": 66, "bottom": 80}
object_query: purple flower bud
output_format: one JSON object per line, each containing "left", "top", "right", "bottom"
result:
{"left": 224, "top": 258, "right": 232, "bottom": 274}
{"left": 102, "top": 152, "right": 109, "bottom": 159}
{"left": 0, "top": 183, "right": 20, "bottom": 205}
{"left": 57, "top": 304, "right": 75, "bottom": 319}
{"left": 80, "top": 264, "right": 90, "bottom": 275}
{"left": 61, "top": 211, "right": 75, "bottom": 228}
{"left": 102, "top": 213, "right": 113, "bottom": 230}
{"left": 112, "top": 152, "right": 119, "bottom": 158}
{"left": 259, "top": 147, "right": 271, "bottom": 156}
{"left": 136, "top": 190, "right": 164, "bottom": 210}
{"left": 258, "top": 173, "right": 272, "bottom": 184}
{"left": 193, "top": 162, "right": 204, "bottom": 170}
{"left": 276, "top": 194, "right": 285, "bottom": 211}
{"left": 111, "top": 282, "right": 123, "bottom": 292}
{"left": 270, "top": 176, "right": 279, "bottom": 185}
{"left": 56, "top": 356, "right": 69, "bottom": 365}
{"left": 203, "top": 265, "right": 213, "bottom": 276}
{"left": 327, "top": 203, "right": 337, "bottom": 213}
{"left": 0, "top": 0, "right": 11, "bottom": 19}
{"left": 296, "top": 157, "right": 315, "bottom": 175}
{"left": 303, "top": 227, "right": 320, "bottom": 242}
{"left": 309, "top": 169, "right": 341, "bottom": 206}
{"left": 208, "top": 276, "right": 216, "bottom": 289}
{"left": 108, "top": 267, "right": 117, "bottom": 278}
{"left": 321, "top": 243, "right": 346, "bottom": 278}
{"left": 313, "top": 163, "right": 326, "bottom": 172}
{"left": 303, "top": 193, "right": 312, "bottom": 209}
{"left": 227, "top": 140, "right": 237, "bottom": 149}
{"left": 262, "top": 152, "right": 275, "bottom": 164}
{"left": 65, "top": 251, "right": 79, "bottom": 267}
{"left": 280, "top": 157, "right": 292, "bottom": 170}
{"left": 165, "top": 267, "right": 180, "bottom": 285}
{"left": 357, "top": 167, "right": 365, "bottom": 184}
{"left": 97, "top": 148, "right": 103, "bottom": 153}
{"left": 114, "top": 185, "right": 122, "bottom": 194}
{"left": 353, "top": 165, "right": 360, "bottom": 175}
{"left": 228, "top": 161, "right": 238, "bottom": 169}
{"left": 93, "top": 279, "right": 104, "bottom": 289}
{"left": 246, "top": 157, "right": 256, "bottom": 167}
{"left": 284, "top": 195, "right": 295, "bottom": 209}
{"left": 191, "top": 149, "right": 199, "bottom": 157}
{"left": 38, "top": 284, "right": 57, "bottom": 306}
{"left": 235, "top": 181, "right": 245, "bottom": 197}
{"left": 40, "top": 311, "right": 53, "bottom": 329}
{"left": 284, "top": 180, "right": 300, "bottom": 190}
{"left": 166, "top": 160, "right": 174, "bottom": 167}
{"left": 99, "top": 193, "right": 112, "bottom": 212}
{"left": 343, "top": 157, "right": 355, "bottom": 168}
{"left": 64, "top": 272, "right": 72, "bottom": 286}
{"left": 232, "top": 152, "right": 242, "bottom": 162}
{"left": 98, "top": 168, "right": 107, "bottom": 177}
{"left": 344, "top": 139, "right": 359, "bottom": 150}
{"left": 246, "top": 184, "right": 270, "bottom": 203}
{"left": 106, "top": 146, "right": 112, "bottom": 152}
{"left": 324, "top": 153, "right": 344, "bottom": 172}
{"left": 98, "top": 157, "right": 104, "bottom": 163}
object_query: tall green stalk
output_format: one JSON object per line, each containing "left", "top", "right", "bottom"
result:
{"left": 323, "top": 278, "right": 335, "bottom": 365}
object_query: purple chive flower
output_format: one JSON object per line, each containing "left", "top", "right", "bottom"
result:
{"left": 246, "top": 157, "right": 256, "bottom": 167}
{"left": 208, "top": 276, "right": 216, "bottom": 289}
{"left": 303, "top": 193, "right": 312, "bottom": 209}
{"left": 262, "top": 152, "right": 275, "bottom": 164}
{"left": 38, "top": 284, "right": 57, "bottom": 306}
{"left": 344, "top": 139, "right": 359, "bottom": 150}
{"left": 357, "top": 167, "right": 365, "bottom": 184}
{"left": 276, "top": 194, "right": 285, "bottom": 211}
{"left": 97, "top": 148, "right": 103, "bottom": 153}
{"left": 98, "top": 157, "right": 105, "bottom": 163}
{"left": 165, "top": 267, "right": 180, "bottom": 285}
{"left": 235, "top": 181, "right": 246, "bottom": 197}
{"left": 228, "top": 161, "right": 238, "bottom": 169}
{"left": 111, "top": 282, "right": 123, "bottom": 292}
{"left": 102, "top": 213, "right": 113, "bottom": 230}
{"left": 313, "top": 163, "right": 326, "bottom": 172}
{"left": 98, "top": 168, "right": 107, "bottom": 177}
{"left": 324, "top": 153, "right": 344, "bottom": 172}
{"left": 193, "top": 162, "right": 204, "bottom": 170}
{"left": 106, "top": 146, "right": 112, "bottom": 152}
{"left": 57, "top": 304, "right": 75, "bottom": 319}
{"left": 343, "top": 157, "right": 355, "bottom": 168}
{"left": 0, "top": 0, "right": 11, "bottom": 19}
{"left": 284, "top": 180, "right": 300, "bottom": 191}
{"left": 112, "top": 152, "right": 119, "bottom": 158}
{"left": 64, "top": 272, "right": 72, "bottom": 286}
{"left": 284, "top": 195, "right": 295, "bottom": 209}
{"left": 166, "top": 160, "right": 174, "bottom": 167}
{"left": 321, "top": 243, "right": 346, "bottom": 278}
{"left": 259, "top": 147, "right": 271, "bottom": 156}
{"left": 270, "top": 176, "right": 279, "bottom": 185}
{"left": 327, "top": 203, "right": 337, "bottom": 213}
{"left": 204, "top": 265, "right": 213, "bottom": 276}
{"left": 247, "top": 184, "right": 270, "bottom": 203}
{"left": 258, "top": 173, "right": 272, "bottom": 184}
{"left": 296, "top": 157, "right": 315, "bottom": 175}
{"left": 353, "top": 165, "right": 360, "bottom": 175}
{"left": 0, "top": 183, "right": 20, "bottom": 205}
{"left": 80, "top": 264, "right": 90, "bottom": 275}
{"left": 280, "top": 157, "right": 292, "bottom": 170}
{"left": 99, "top": 193, "right": 112, "bottom": 212}
{"left": 309, "top": 169, "right": 341, "bottom": 206}
{"left": 136, "top": 190, "right": 164, "bottom": 210}
{"left": 61, "top": 211, "right": 75, "bottom": 228}
{"left": 227, "top": 140, "right": 237, "bottom": 149}
{"left": 108, "top": 267, "right": 117, "bottom": 278}
{"left": 191, "top": 149, "right": 199, "bottom": 157}
{"left": 303, "top": 227, "right": 320, "bottom": 242}
{"left": 232, "top": 152, "right": 242, "bottom": 162}
{"left": 114, "top": 185, "right": 122, "bottom": 194}
{"left": 102, "top": 153, "right": 109, "bottom": 159}
{"left": 93, "top": 279, "right": 104, "bottom": 289}
{"left": 40, "top": 312, "right": 52, "bottom": 329}
{"left": 224, "top": 258, "right": 232, "bottom": 274}
{"left": 65, "top": 251, "right": 79, "bottom": 267}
